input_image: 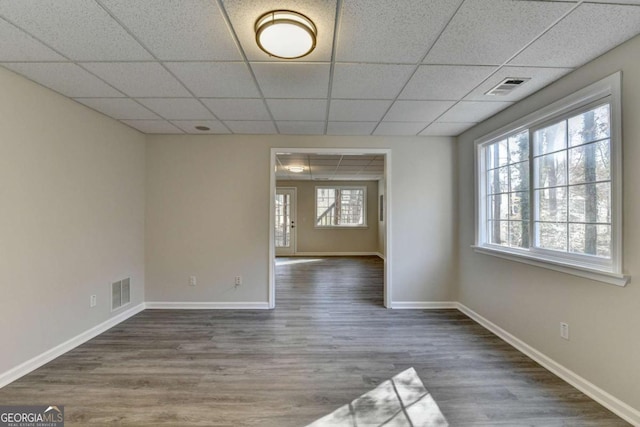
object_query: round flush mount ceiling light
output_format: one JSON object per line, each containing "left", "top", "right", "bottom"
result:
{"left": 195, "top": 125, "right": 210, "bottom": 131}
{"left": 287, "top": 166, "right": 305, "bottom": 173}
{"left": 255, "top": 10, "right": 317, "bottom": 59}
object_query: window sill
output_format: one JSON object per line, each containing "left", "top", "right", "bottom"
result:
{"left": 471, "top": 245, "right": 630, "bottom": 287}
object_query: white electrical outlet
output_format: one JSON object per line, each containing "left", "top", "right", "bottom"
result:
{"left": 189, "top": 276, "right": 197, "bottom": 286}
{"left": 90, "top": 295, "right": 97, "bottom": 308}
{"left": 560, "top": 322, "right": 569, "bottom": 340}
{"left": 235, "top": 276, "right": 242, "bottom": 286}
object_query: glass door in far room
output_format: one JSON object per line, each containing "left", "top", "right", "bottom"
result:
{"left": 275, "top": 188, "right": 296, "bottom": 256}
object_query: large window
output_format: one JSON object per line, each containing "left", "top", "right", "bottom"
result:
{"left": 475, "top": 73, "right": 626, "bottom": 286}
{"left": 316, "top": 186, "right": 367, "bottom": 227}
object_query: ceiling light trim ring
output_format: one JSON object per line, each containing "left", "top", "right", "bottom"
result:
{"left": 255, "top": 10, "right": 318, "bottom": 60}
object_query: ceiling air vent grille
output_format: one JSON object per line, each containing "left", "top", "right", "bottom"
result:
{"left": 485, "top": 77, "right": 531, "bottom": 96}
{"left": 111, "top": 277, "right": 131, "bottom": 311}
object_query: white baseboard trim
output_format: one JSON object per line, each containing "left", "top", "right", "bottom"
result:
{"left": 145, "top": 301, "right": 270, "bottom": 310}
{"left": 456, "top": 302, "right": 640, "bottom": 426}
{"left": 390, "top": 301, "right": 458, "bottom": 309}
{"left": 291, "top": 252, "right": 380, "bottom": 257}
{"left": 0, "top": 302, "right": 145, "bottom": 389}
{"left": 375, "top": 252, "right": 385, "bottom": 260}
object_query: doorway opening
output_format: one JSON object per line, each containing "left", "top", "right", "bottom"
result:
{"left": 269, "top": 148, "right": 392, "bottom": 308}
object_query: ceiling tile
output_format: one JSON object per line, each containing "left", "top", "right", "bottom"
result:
{"left": 267, "top": 99, "right": 327, "bottom": 121}
{"left": 336, "top": 0, "right": 464, "bottom": 63}
{"left": 310, "top": 161, "right": 340, "bottom": 167}
{"left": 2, "top": 63, "right": 123, "bottom": 97}
{"left": 166, "top": 62, "right": 260, "bottom": 98}
{"left": 329, "top": 100, "right": 392, "bottom": 121}
{"left": 201, "top": 98, "right": 270, "bottom": 121}
{"left": 225, "top": 120, "right": 277, "bottom": 134}
{"left": 136, "top": 98, "right": 214, "bottom": 120}
{"left": 419, "top": 122, "right": 476, "bottom": 136}
{"left": 424, "top": 0, "right": 573, "bottom": 65}
{"left": 327, "top": 121, "right": 377, "bottom": 136}
{"left": 170, "top": 120, "right": 230, "bottom": 134}
{"left": 310, "top": 155, "right": 342, "bottom": 161}
{"left": 339, "top": 159, "right": 372, "bottom": 166}
{"left": 0, "top": 18, "right": 65, "bottom": 61}
{"left": 308, "top": 164, "right": 336, "bottom": 172}
{"left": 437, "top": 101, "right": 513, "bottom": 123}
{"left": 373, "top": 122, "right": 427, "bottom": 136}
{"left": 221, "top": 0, "right": 337, "bottom": 62}
{"left": 0, "top": 0, "right": 152, "bottom": 60}
{"left": 465, "top": 66, "right": 573, "bottom": 102}
{"left": 99, "top": 0, "right": 241, "bottom": 61}
{"left": 277, "top": 121, "right": 325, "bottom": 135}
{"left": 252, "top": 63, "right": 330, "bottom": 98}
{"left": 83, "top": 62, "right": 190, "bottom": 97}
{"left": 510, "top": 3, "right": 640, "bottom": 68}
{"left": 384, "top": 100, "right": 455, "bottom": 122}
{"left": 331, "top": 64, "right": 415, "bottom": 99}
{"left": 335, "top": 165, "right": 366, "bottom": 172}
{"left": 121, "top": 119, "right": 183, "bottom": 134}
{"left": 74, "top": 98, "right": 159, "bottom": 120}
{"left": 278, "top": 154, "right": 309, "bottom": 163}
{"left": 400, "top": 65, "right": 496, "bottom": 100}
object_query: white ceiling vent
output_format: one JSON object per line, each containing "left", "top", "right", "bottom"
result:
{"left": 485, "top": 77, "right": 531, "bottom": 96}
{"left": 112, "top": 277, "right": 131, "bottom": 311}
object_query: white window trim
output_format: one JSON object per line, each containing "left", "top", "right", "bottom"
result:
{"left": 315, "top": 185, "right": 368, "bottom": 228}
{"left": 474, "top": 72, "right": 629, "bottom": 287}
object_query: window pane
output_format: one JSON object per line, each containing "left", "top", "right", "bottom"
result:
{"left": 508, "top": 131, "right": 529, "bottom": 163}
{"left": 487, "top": 139, "right": 509, "bottom": 169}
{"left": 568, "top": 140, "right": 610, "bottom": 184}
{"left": 488, "top": 220, "right": 509, "bottom": 246}
{"left": 537, "top": 222, "right": 568, "bottom": 251}
{"left": 535, "top": 151, "right": 567, "bottom": 188}
{"left": 569, "top": 224, "right": 611, "bottom": 258}
{"left": 316, "top": 188, "right": 336, "bottom": 226}
{"left": 487, "top": 167, "right": 509, "bottom": 194}
{"left": 534, "top": 121, "right": 567, "bottom": 155}
{"left": 509, "top": 162, "right": 529, "bottom": 191}
{"left": 568, "top": 104, "right": 610, "bottom": 147}
{"left": 509, "top": 221, "right": 529, "bottom": 249}
{"left": 568, "top": 183, "right": 611, "bottom": 223}
{"left": 339, "top": 189, "right": 364, "bottom": 225}
{"left": 536, "top": 187, "right": 567, "bottom": 222}
{"left": 509, "top": 192, "right": 529, "bottom": 220}
{"left": 275, "top": 194, "right": 290, "bottom": 247}
{"left": 489, "top": 194, "right": 509, "bottom": 220}
{"left": 316, "top": 187, "right": 365, "bottom": 226}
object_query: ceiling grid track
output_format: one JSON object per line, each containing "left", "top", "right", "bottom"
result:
{"left": 2, "top": 0, "right": 639, "bottom": 136}
{"left": 416, "top": 0, "right": 586, "bottom": 135}
{"left": 0, "top": 14, "right": 172, "bottom": 128}
{"left": 370, "top": 0, "right": 468, "bottom": 135}
{"left": 323, "top": 0, "right": 344, "bottom": 134}
{"left": 215, "top": 0, "right": 280, "bottom": 134}
{"left": 94, "top": 0, "right": 231, "bottom": 134}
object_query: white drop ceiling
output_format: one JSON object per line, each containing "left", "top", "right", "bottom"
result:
{"left": 1, "top": 0, "right": 639, "bottom": 137}
{"left": 277, "top": 154, "right": 384, "bottom": 181}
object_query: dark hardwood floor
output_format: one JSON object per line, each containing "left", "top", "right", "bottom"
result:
{"left": 0, "top": 256, "right": 629, "bottom": 426}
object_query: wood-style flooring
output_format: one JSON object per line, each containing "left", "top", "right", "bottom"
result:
{"left": 0, "top": 256, "right": 629, "bottom": 426}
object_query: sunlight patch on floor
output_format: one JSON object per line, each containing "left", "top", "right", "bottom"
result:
{"left": 275, "top": 258, "right": 324, "bottom": 266}
{"left": 306, "top": 367, "right": 448, "bottom": 427}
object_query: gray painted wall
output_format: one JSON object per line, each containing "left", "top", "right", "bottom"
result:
{"left": 457, "top": 34, "right": 640, "bottom": 412}
{"left": 145, "top": 135, "right": 457, "bottom": 303}
{"left": 0, "top": 67, "right": 146, "bottom": 376}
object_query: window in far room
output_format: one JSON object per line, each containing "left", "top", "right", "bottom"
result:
{"left": 316, "top": 186, "right": 367, "bottom": 227}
